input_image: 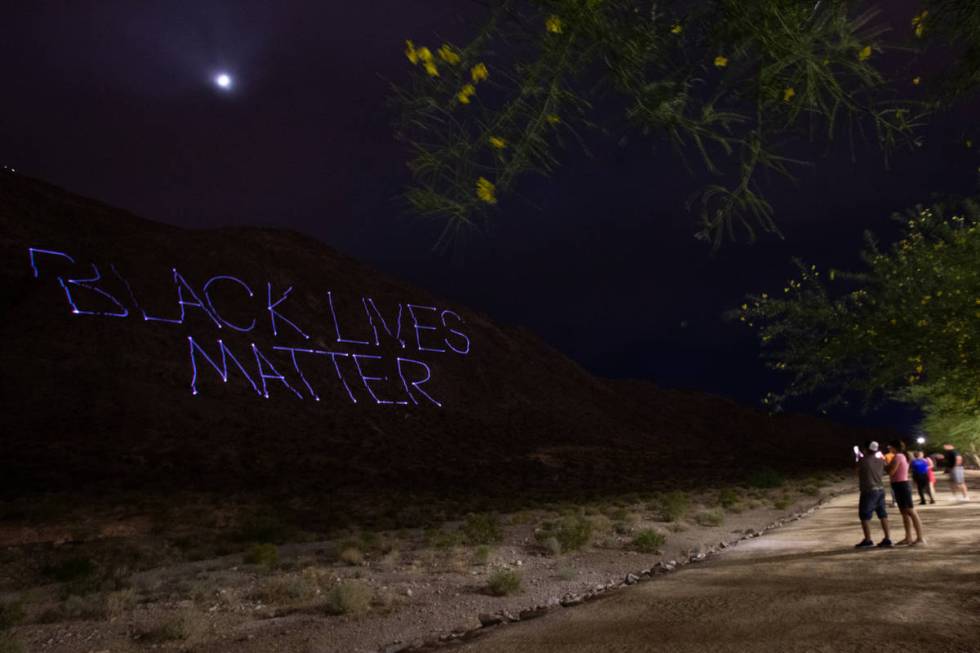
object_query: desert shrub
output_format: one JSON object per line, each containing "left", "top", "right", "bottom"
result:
{"left": 718, "top": 488, "right": 740, "bottom": 509}
{"left": 472, "top": 545, "right": 492, "bottom": 565}
{"left": 243, "top": 543, "right": 279, "bottom": 568}
{"left": 234, "top": 514, "right": 293, "bottom": 544}
{"left": 140, "top": 614, "right": 198, "bottom": 643}
{"left": 658, "top": 491, "right": 690, "bottom": 522}
{"left": 104, "top": 589, "right": 137, "bottom": 618}
{"left": 540, "top": 536, "right": 562, "bottom": 556}
{"left": 461, "top": 513, "right": 503, "bottom": 545}
{"left": 486, "top": 570, "right": 521, "bottom": 596}
{"left": 632, "top": 530, "right": 666, "bottom": 553}
{"left": 0, "top": 600, "right": 24, "bottom": 630}
{"left": 801, "top": 485, "right": 820, "bottom": 496}
{"left": 59, "top": 594, "right": 108, "bottom": 621}
{"left": 42, "top": 557, "right": 96, "bottom": 583}
{"left": 747, "top": 467, "right": 785, "bottom": 489}
{"left": 695, "top": 509, "right": 725, "bottom": 527}
{"left": 0, "top": 633, "right": 24, "bottom": 653}
{"left": 251, "top": 576, "right": 317, "bottom": 604}
{"left": 424, "top": 527, "right": 465, "bottom": 549}
{"left": 324, "top": 582, "right": 372, "bottom": 615}
{"left": 552, "top": 515, "right": 593, "bottom": 552}
{"left": 773, "top": 497, "right": 793, "bottom": 510}
{"left": 339, "top": 547, "right": 365, "bottom": 566}
{"left": 556, "top": 567, "right": 577, "bottom": 581}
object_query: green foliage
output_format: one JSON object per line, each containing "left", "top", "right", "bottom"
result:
{"left": 243, "top": 543, "right": 279, "bottom": 568}
{"left": 694, "top": 509, "right": 725, "bottom": 527}
{"left": 718, "top": 487, "right": 741, "bottom": 508}
{"left": 747, "top": 467, "right": 785, "bottom": 489}
{"left": 486, "top": 569, "right": 522, "bottom": 596}
{"left": 657, "top": 491, "right": 690, "bottom": 522}
{"left": 0, "top": 634, "right": 24, "bottom": 653}
{"left": 392, "top": 1, "right": 980, "bottom": 248}
{"left": 42, "top": 557, "right": 96, "bottom": 583}
{"left": 339, "top": 547, "right": 365, "bottom": 566}
{"left": 739, "top": 197, "right": 980, "bottom": 452}
{"left": 537, "top": 514, "right": 593, "bottom": 551}
{"left": 632, "top": 529, "right": 666, "bottom": 553}
{"left": 325, "top": 582, "right": 373, "bottom": 615}
{"left": 461, "top": 512, "right": 504, "bottom": 545}
{"left": 473, "top": 544, "right": 493, "bottom": 565}
{"left": 0, "top": 600, "right": 24, "bottom": 631}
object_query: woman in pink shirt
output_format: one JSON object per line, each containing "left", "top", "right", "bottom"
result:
{"left": 886, "top": 443, "right": 925, "bottom": 545}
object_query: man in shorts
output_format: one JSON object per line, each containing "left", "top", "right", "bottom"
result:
{"left": 942, "top": 443, "right": 971, "bottom": 501}
{"left": 885, "top": 443, "right": 925, "bottom": 545}
{"left": 855, "top": 441, "right": 892, "bottom": 548}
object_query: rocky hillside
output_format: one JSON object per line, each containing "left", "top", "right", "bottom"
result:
{"left": 0, "top": 172, "right": 879, "bottom": 504}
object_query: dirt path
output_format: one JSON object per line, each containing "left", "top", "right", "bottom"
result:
{"left": 456, "top": 474, "right": 980, "bottom": 653}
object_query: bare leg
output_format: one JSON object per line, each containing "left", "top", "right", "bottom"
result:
{"left": 927, "top": 482, "right": 935, "bottom": 503}
{"left": 880, "top": 517, "right": 890, "bottom": 540}
{"left": 958, "top": 483, "right": 970, "bottom": 500}
{"left": 897, "top": 510, "right": 912, "bottom": 544}
{"left": 909, "top": 510, "right": 925, "bottom": 543}
{"left": 861, "top": 520, "right": 871, "bottom": 541}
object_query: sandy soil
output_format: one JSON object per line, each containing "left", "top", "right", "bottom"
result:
{"left": 2, "top": 477, "right": 850, "bottom": 653}
{"left": 455, "top": 472, "right": 980, "bottom": 653}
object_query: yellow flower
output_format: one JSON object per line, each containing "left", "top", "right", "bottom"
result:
{"left": 912, "top": 10, "right": 928, "bottom": 38}
{"left": 783, "top": 87, "right": 796, "bottom": 102}
{"left": 405, "top": 40, "right": 419, "bottom": 65}
{"left": 714, "top": 55, "right": 728, "bottom": 68}
{"left": 423, "top": 61, "right": 439, "bottom": 77}
{"left": 912, "top": 76, "right": 921, "bottom": 86}
{"left": 489, "top": 136, "right": 507, "bottom": 149}
{"left": 471, "top": 62, "right": 489, "bottom": 83}
{"left": 546, "top": 114, "right": 560, "bottom": 125}
{"left": 417, "top": 46, "right": 433, "bottom": 62}
{"left": 457, "top": 83, "right": 476, "bottom": 105}
{"left": 438, "top": 44, "right": 461, "bottom": 65}
{"left": 858, "top": 45, "right": 872, "bottom": 61}
{"left": 545, "top": 15, "right": 563, "bottom": 34}
{"left": 670, "top": 23, "right": 682, "bottom": 34}
{"left": 476, "top": 177, "right": 497, "bottom": 204}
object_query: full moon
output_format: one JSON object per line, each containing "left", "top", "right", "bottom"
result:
{"left": 214, "top": 73, "right": 233, "bottom": 90}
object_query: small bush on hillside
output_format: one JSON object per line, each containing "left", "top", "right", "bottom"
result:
{"left": 773, "top": 496, "right": 793, "bottom": 510}
{"left": 462, "top": 513, "right": 503, "bottom": 545}
{"left": 694, "top": 509, "right": 724, "bottom": 527}
{"left": 243, "top": 543, "right": 279, "bottom": 568}
{"left": 339, "top": 547, "right": 365, "bottom": 566}
{"left": 324, "top": 582, "right": 372, "bottom": 615}
{"left": 658, "top": 491, "right": 690, "bottom": 522}
{"left": 718, "top": 488, "right": 740, "bottom": 508}
{"left": 0, "top": 633, "right": 24, "bottom": 653}
{"left": 472, "top": 545, "right": 492, "bottom": 565}
{"left": 486, "top": 570, "right": 521, "bottom": 596}
{"left": 632, "top": 530, "right": 666, "bottom": 553}
{"left": 42, "top": 558, "right": 96, "bottom": 583}
{"left": 540, "top": 536, "right": 562, "bottom": 556}
{"left": 0, "top": 600, "right": 25, "bottom": 630}
{"left": 538, "top": 515, "right": 592, "bottom": 552}
{"left": 747, "top": 467, "right": 785, "bottom": 489}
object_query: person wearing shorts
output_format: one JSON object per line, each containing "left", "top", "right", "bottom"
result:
{"left": 886, "top": 443, "right": 925, "bottom": 545}
{"left": 855, "top": 441, "right": 892, "bottom": 548}
{"left": 942, "top": 444, "right": 971, "bottom": 501}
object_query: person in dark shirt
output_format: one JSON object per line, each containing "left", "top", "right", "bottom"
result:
{"left": 942, "top": 443, "right": 971, "bottom": 501}
{"left": 855, "top": 441, "right": 892, "bottom": 548}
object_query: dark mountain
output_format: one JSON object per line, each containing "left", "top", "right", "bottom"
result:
{"left": 0, "top": 172, "right": 882, "bottom": 508}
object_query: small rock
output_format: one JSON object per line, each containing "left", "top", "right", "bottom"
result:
{"left": 479, "top": 613, "right": 504, "bottom": 627}
{"left": 625, "top": 573, "right": 640, "bottom": 585}
{"left": 560, "top": 595, "right": 584, "bottom": 607}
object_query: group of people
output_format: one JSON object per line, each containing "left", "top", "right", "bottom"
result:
{"left": 854, "top": 441, "right": 971, "bottom": 548}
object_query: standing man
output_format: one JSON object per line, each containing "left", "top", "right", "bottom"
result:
{"left": 910, "top": 451, "right": 935, "bottom": 505}
{"left": 942, "top": 443, "right": 971, "bottom": 501}
{"left": 885, "top": 443, "right": 926, "bottom": 546}
{"left": 855, "top": 441, "right": 892, "bottom": 548}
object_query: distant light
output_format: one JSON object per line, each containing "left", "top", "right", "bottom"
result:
{"left": 214, "top": 73, "right": 233, "bottom": 90}
{"left": 916, "top": 436, "right": 926, "bottom": 445}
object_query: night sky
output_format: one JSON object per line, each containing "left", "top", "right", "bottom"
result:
{"left": 3, "top": 2, "right": 977, "bottom": 430}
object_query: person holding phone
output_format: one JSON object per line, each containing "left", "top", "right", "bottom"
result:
{"left": 855, "top": 441, "right": 892, "bottom": 548}
{"left": 886, "top": 443, "right": 926, "bottom": 546}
